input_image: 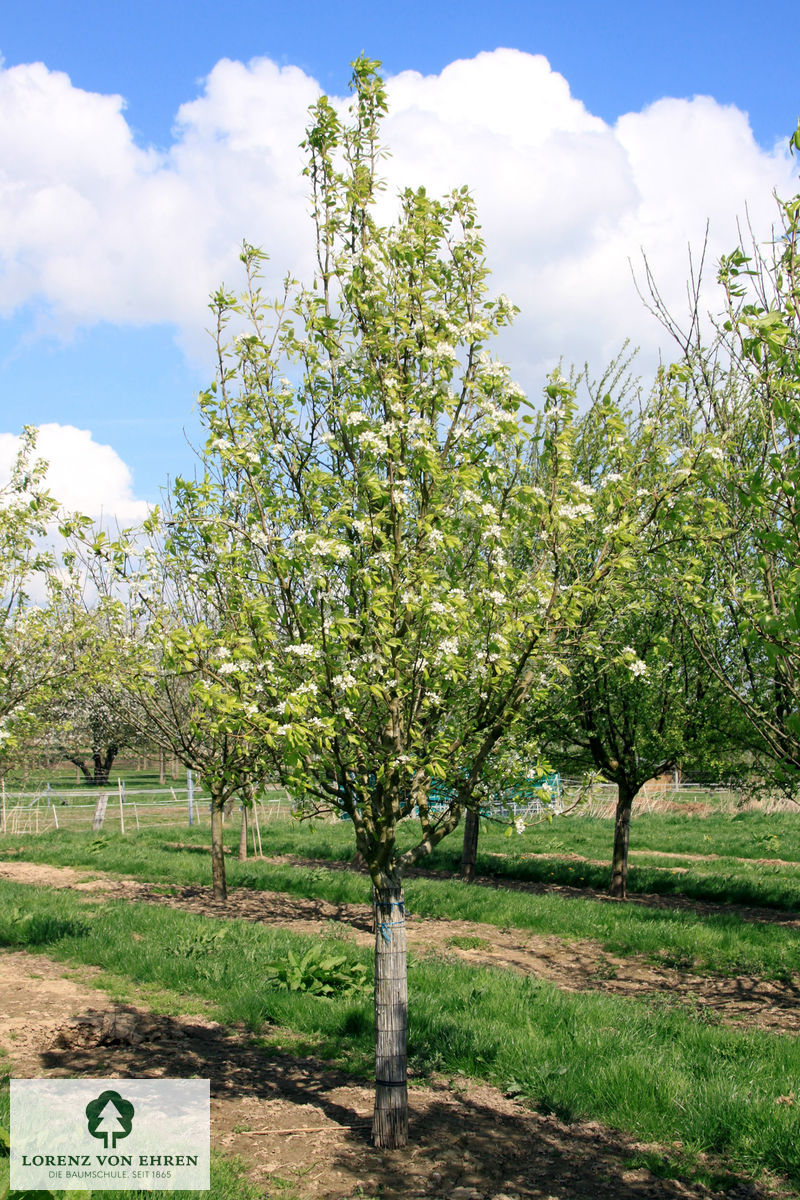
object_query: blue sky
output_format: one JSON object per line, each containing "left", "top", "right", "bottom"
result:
{"left": 0, "top": 1, "right": 797, "bottom": 513}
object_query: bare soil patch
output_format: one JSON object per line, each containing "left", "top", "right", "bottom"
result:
{"left": 0, "top": 949, "right": 787, "bottom": 1199}
{"left": 2, "top": 859, "right": 800, "bottom": 1035}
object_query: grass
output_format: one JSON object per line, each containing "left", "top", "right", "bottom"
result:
{"left": 154, "top": 806, "right": 800, "bottom": 867}
{"left": 2, "top": 878, "right": 800, "bottom": 1191}
{"left": 2, "top": 828, "right": 799, "bottom": 981}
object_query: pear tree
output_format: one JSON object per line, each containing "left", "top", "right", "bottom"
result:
{"left": 166, "top": 59, "right": 637, "bottom": 1147}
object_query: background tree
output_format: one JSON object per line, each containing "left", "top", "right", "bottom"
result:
{"left": 23, "top": 599, "right": 151, "bottom": 787}
{"left": 0, "top": 428, "right": 80, "bottom": 768}
{"left": 86, "top": 529, "right": 264, "bottom": 902}
{"left": 544, "top": 368, "right": 732, "bottom": 897}
{"left": 647, "top": 144, "right": 800, "bottom": 797}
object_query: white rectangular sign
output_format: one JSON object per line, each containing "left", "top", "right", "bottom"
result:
{"left": 11, "top": 1078, "right": 210, "bottom": 1191}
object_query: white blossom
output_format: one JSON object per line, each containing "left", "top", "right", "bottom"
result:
{"left": 331, "top": 673, "right": 357, "bottom": 690}
{"left": 561, "top": 503, "right": 594, "bottom": 520}
{"left": 358, "top": 430, "right": 387, "bottom": 452}
{"left": 286, "top": 643, "right": 318, "bottom": 659}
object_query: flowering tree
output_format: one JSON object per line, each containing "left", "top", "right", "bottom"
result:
{"left": 0, "top": 429, "right": 75, "bottom": 764}
{"left": 131, "top": 613, "right": 265, "bottom": 902}
{"left": 529, "top": 369, "right": 729, "bottom": 896}
{"left": 163, "top": 59, "right": 615, "bottom": 1148}
{"left": 21, "top": 599, "right": 152, "bottom": 786}
{"left": 647, "top": 144, "right": 800, "bottom": 798}
{"left": 82, "top": 529, "right": 264, "bottom": 901}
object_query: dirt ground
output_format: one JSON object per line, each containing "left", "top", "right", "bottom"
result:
{"left": 0, "top": 951, "right": 780, "bottom": 1200}
{"left": 1, "top": 859, "right": 798, "bottom": 1199}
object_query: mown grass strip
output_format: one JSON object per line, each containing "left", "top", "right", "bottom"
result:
{"left": 8, "top": 806, "right": 800, "bottom": 913}
{"left": 2, "top": 829, "right": 799, "bottom": 980}
{"left": 2, "top": 878, "right": 800, "bottom": 1190}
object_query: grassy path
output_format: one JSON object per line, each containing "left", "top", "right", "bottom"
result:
{"left": 3, "top": 830, "right": 800, "bottom": 982}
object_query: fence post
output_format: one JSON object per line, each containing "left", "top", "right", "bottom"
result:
{"left": 92, "top": 793, "right": 109, "bottom": 831}
{"left": 187, "top": 770, "right": 194, "bottom": 827}
{"left": 118, "top": 778, "right": 126, "bottom": 835}
{"left": 1, "top": 779, "right": 5, "bottom": 835}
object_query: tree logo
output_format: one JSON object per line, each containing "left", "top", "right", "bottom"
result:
{"left": 85, "top": 1089, "right": 135, "bottom": 1149}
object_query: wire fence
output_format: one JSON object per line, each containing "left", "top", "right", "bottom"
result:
{"left": 559, "top": 778, "right": 797, "bottom": 817}
{"left": 1, "top": 775, "right": 790, "bottom": 838}
{"left": 0, "top": 778, "right": 294, "bottom": 836}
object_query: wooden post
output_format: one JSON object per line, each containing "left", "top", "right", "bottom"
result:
{"left": 372, "top": 882, "right": 408, "bottom": 1148}
{"left": 1, "top": 779, "right": 6, "bottom": 835}
{"left": 159, "top": 748, "right": 166, "bottom": 786}
{"left": 238, "top": 804, "right": 248, "bottom": 861}
{"left": 253, "top": 800, "right": 263, "bottom": 858}
{"left": 118, "top": 778, "right": 126, "bottom": 835}
{"left": 92, "top": 793, "right": 109, "bottom": 832}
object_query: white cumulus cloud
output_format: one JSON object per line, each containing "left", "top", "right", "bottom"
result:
{"left": 0, "top": 424, "right": 149, "bottom": 522}
{"left": 0, "top": 48, "right": 797, "bottom": 382}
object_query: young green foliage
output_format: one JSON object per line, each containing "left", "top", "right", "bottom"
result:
{"left": 657, "top": 131, "right": 800, "bottom": 796}
{"left": 168, "top": 59, "right": 569, "bottom": 890}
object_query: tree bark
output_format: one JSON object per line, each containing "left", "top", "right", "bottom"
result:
{"left": 238, "top": 804, "right": 248, "bottom": 861}
{"left": 210, "top": 801, "right": 227, "bottom": 902}
{"left": 460, "top": 808, "right": 479, "bottom": 882}
{"left": 372, "top": 881, "right": 408, "bottom": 1149}
{"left": 66, "top": 748, "right": 117, "bottom": 788}
{"left": 609, "top": 777, "right": 637, "bottom": 899}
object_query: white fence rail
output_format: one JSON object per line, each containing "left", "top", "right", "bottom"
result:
{"left": 0, "top": 778, "right": 294, "bottom": 836}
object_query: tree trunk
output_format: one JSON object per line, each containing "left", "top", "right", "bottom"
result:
{"left": 238, "top": 804, "right": 248, "bottom": 861}
{"left": 210, "top": 801, "right": 227, "bottom": 902}
{"left": 372, "top": 881, "right": 408, "bottom": 1149}
{"left": 66, "top": 756, "right": 93, "bottom": 786}
{"left": 92, "top": 756, "right": 111, "bottom": 787}
{"left": 609, "top": 778, "right": 637, "bottom": 899}
{"left": 460, "top": 809, "right": 479, "bottom": 882}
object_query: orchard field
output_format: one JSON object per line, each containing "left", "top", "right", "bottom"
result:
{"left": 3, "top": 59, "right": 800, "bottom": 1200}
{"left": 3, "top": 795, "right": 800, "bottom": 1200}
